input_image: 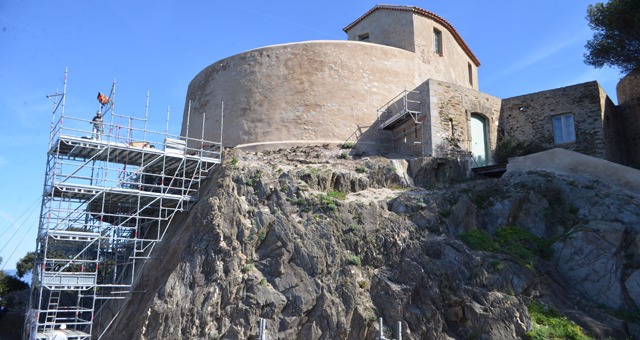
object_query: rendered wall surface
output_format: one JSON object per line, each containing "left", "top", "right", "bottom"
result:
{"left": 500, "top": 82, "right": 610, "bottom": 160}
{"left": 345, "top": 10, "right": 416, "bottom": 53}
{"left": 345, "top": 9, "right": 478, "bottom": 90}
{"left": 182, "top": 41, "right": 431, "bottom": 150}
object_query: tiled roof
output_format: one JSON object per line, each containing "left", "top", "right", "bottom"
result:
{"left": 343, "top": 5, "right": 480, "bottom": 66}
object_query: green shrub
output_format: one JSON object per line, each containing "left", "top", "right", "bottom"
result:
{"left": 242, "top": 264, "right": 254, "bottom": 272}
{"left": 257, "top": 230, "right": 267, "bottom": 242}
{"left": 245, "top": 170, "right": 262, "bottom": 187}
{"left": 527, "top": 301, "right": 590, "bottom": 340}
{"left": 348, "top": 255, "right": 361, "bottom": 266}
{"left": 341, "top": 142, "right": 355, "bottom": 149}
{"left": 230, "top": 157, "right": 238, "bottom": 166}
{"left": 355, "top": 165, "right": 368, "bottom": 173}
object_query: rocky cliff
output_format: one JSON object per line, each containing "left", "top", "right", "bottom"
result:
{"left": 102, "top": 145, "right": 640, "bottom": 339}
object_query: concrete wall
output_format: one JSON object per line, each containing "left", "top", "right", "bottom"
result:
{"left": 507, "top": 148, "right": 640, "bottom": 198}
{"left": 617, "top": 70, "right": 640, "bottom": 167}
{"left": 500, "top": 82, "right": 611, "bottom": 160}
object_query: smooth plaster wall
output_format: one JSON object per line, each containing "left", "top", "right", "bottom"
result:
{"left": 346, "top": 10, "right": 478, "bottom": 90}
{"left": 346, "top": 10, "right": 416, "bottom": 53}
{"left": 507, "top": 148, "right": 640, "bottom": 198}
{"left": 413, "top": 14, "right": 478, "bottom": 90}
{"left": 182, "top": 41, "right": 431, "bottom": 150}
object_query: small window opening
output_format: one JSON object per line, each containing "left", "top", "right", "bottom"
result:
{"left": 552, "top": 113, "right": 576, "bottom": 144}
{"left": 468, "top": 63, "right": 473, "bottom": 86}
{"left": 433, "top": 28, "right": 443, "bottom": 55}
{"left": 358, "top": 33, "right": 370, "bottom": 42}
{"left": 449, "top": 118, "right": 455, "bottom": 137}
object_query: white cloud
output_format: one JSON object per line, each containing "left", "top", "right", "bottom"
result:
{"left": 0, "top": 210, "right": 17, "bottom": 225}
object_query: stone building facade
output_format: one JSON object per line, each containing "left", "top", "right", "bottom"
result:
{"left": 501, "top": 82, "right": 622, "bottom": 164}
{"left": 616, "top": 70, "right": 640, "bottom": 167}
{"left": 181, "top": 4, "right": 639, "bottom": 171}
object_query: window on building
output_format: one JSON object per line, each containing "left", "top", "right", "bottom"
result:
{"left": 434, "top": 28, "right": 443, "bottom": 55}
{"left": 552, "top": 113, "right": 576, "bottom": 144}
{"left": 358, "top": 33, "right": 370, "bottom": 42}
{"left": 468, "top": 63, "right": 473, "bottom": 86}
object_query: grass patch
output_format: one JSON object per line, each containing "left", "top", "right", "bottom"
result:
{"left": 355, "top": 165, "right": 368, "bottom": 173}
{"left": 327, "top": 190, "right": 347, "bottom": 200}
{"left": 242, "top": 264, "right": 254, "bottom": 273}
{"left": 459, "top": 226, "right": 553, "bottom": 266}
{"left": 459, "top": 229, "right": 499, "bottom": 252}
{"left": 527, "top": 301, "right": 590, "bottom": 340}
{"left": 497, "top": 226, "right": 553, "bottom": 261}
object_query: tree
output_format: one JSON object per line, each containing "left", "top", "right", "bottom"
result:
{"left": 584, "top": 0, "right": 640, "bottom": 73}
{"left": 16, "top": 251, "right": 35, "bottom": 278}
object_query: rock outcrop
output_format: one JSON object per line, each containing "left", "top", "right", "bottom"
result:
{"left": 102, "top": 146, "right": 640, "bottom": 339}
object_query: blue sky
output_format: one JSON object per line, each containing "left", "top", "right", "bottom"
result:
{"left": 0, "top": 1, "right": 623, "bottom": 272}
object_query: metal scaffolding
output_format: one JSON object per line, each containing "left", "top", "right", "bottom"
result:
{"left": 25, "top": 71, "right": 222, "bottom": 339}
{"left": 377, "top": 89, "right": 424, "bottom": 157}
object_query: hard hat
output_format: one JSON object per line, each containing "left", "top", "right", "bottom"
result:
{"left": 60, "top": 323, "right": 67, "bottom": 330}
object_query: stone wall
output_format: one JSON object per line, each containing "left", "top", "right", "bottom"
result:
{"left": 381, "top": 80, "right": 500, "bottom": 164}
{"left": 425, "top": 79, "right": 501, "bottom": 161}
{"left": 500, "top": 81, "right": 613, "bottom": 161}
{"left": 617, "top": 70, "right": 640, "bottom": 167}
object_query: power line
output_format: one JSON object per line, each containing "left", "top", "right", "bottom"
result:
{"left": 0, "top": 196, "right": 40, "bottom": 239}
{"left": 0, "top": 197, "right": 40, "bottom": 257}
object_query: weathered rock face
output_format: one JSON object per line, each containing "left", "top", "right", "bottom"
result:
{"left": 103, "top": 146, "right": 640, "bottom": 339}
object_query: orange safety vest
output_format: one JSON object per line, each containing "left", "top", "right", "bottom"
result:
{"left": 97, "top": 92, "right": 109, "bottom": 105}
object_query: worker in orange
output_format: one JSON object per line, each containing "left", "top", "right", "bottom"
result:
{"left": 97, "top": 92, "right": 110, "bottom": 108}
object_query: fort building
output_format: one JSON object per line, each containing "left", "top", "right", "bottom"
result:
{"left": 181, "top": 4, "right": 640, "bottom": 171}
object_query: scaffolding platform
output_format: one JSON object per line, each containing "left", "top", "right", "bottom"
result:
{"left": 42, "top": 272, "right": 98, "bottom": 290}
{"left": 377, "top": 90, "right": 422, "bottom": 131}
{"left": 49, "top": 183, "right": 194, "bottom": 206}
{"left": 379, "top": 108, "right": 421, "bottom": 130}
{"left": 35, "top": 329, "right": 91, "bottom": 340}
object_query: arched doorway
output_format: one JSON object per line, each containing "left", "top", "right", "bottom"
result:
{"left": 470, "top": 113, "right": 488, "bottom": 167}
